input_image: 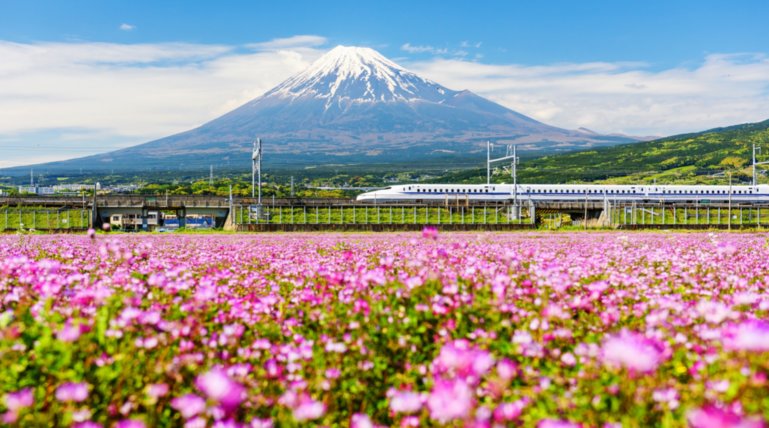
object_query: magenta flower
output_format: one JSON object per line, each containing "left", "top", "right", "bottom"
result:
{"left": 171, "top": 393, "right": 207, "bottom": 419}
{"left": 723, "top": 319, "right": 769, "bottom": 352}
{"left": 116, "top": 420, "right": 146, "bottom": 428}
{"left": 687, "top": 405, "right": 765, "bottom": 428}
{"left": 421, "top": 226, "right": 439, "bottom": 240}
{"left": 427, "top": 379, "right": 474, "bottom": 423}
{"left": 389, "top": 390, "right": 423, "bottom": 414}
{"left": 538, "top": 419, "right": 582, "bottom": 428}
{"left": 55, "top": 382, "right": 89, "bottom": 402}
{"left": 195, "top": 368, "right": 245, "bottom": 412}
{"left": 72, "top": 423, "right": 103, "bottom": 428}
{"left": 601, "top": 330, "right": 664, "bottom": 373}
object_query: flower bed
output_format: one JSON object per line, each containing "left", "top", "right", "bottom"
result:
{"left": 0, "top": 232, "right": 767, "bottom": 427}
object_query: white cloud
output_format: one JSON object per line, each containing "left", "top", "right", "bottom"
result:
{"left": 119, "top": 23, "right": 135, "bottom": 31}
{"left": 406, "top": 53, "right": 769, "bottom": 136}
{"left": 401, "top": 43, "right": 448, "bottom": 55}
{"left": 0, "top": 37, "right": 326, "bottom": 167}
{"left": 247, "top": 35, "right": 327, "bottom": 50}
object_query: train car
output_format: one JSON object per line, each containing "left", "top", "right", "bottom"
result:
{"left": 356, "top": 184, "right": 769, "bottom": 203}
{"left": 108, "top": 211, "right": 161, "bottom": 230}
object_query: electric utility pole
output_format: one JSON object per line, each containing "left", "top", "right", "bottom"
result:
{"left": 252, "top": 138, "right": 262, "bottom": 204}
{"left": 754, "top": 142, "right": 761, "bottom": 186}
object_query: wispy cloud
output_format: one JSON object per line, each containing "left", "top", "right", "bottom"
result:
{"left": 401, "top": 41, "right": 481, "bottom": 59}
{"left": 248, "top": 35, "right": 327, "bottom": 50}
{"left": 119, "top": 23, "right": 135, "bottom": 31}
{"left": 400, "top": 43, "right": 448, "bottom": 55}
{"left": 407, "top": 53, "right": 769, "bottom": 136}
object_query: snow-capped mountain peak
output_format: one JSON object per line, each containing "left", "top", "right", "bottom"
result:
{"left": 266, "top": 45, "right": 453, "bottom": 106}
{"left": 18, "top": 44, "right": 640, "bottom": 173}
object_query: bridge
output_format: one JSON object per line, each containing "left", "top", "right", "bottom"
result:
{"left": 2, "top": 195, "right": 769, "bottom": 231}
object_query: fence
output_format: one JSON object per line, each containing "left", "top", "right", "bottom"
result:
{"left": 609, "top": 202, "right": 769, "bottom": 228}
{"left": 0, "top": 207, "right": 90, "bottom": 231}
{"left": 232, "top": 202, "right": 533, "bottom": 227}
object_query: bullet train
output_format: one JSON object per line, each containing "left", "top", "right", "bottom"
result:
{"left": 356, "top": 183, "right": 769, "bottom": 203}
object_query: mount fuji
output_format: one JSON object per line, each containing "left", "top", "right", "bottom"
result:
{"left": 12, "top": 46, "right": 638, "bottom": 173}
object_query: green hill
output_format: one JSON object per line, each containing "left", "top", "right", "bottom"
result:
{"left": 512, "top": 119, "right": 769, "bottom": 184}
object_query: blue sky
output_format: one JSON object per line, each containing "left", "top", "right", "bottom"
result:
{"left": 3, "top": 1, "right": 768, "bottom": 67}
{"left": 1, "top": 0, "right": 769, "bottom": 167}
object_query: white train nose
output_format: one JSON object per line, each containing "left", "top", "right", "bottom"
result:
{"left": 356, "top": 191, "right": 378, "bottom": 201}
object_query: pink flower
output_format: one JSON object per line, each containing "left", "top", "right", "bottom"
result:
{"left": 723, "top": 319, "right": 769, "bottom": 352}
{"left": 56, "top": 323, "right": 82, "bottom": 342}
{"left": 560, "top": 352, "right": 577, "bottom": 366}
{"left": 493, "top": 400, "right": 526, "bottom": 422}
{"left": 264, "top": 359, "right": 283, "bottom": 379}
{"left": 687, "top": 405, "right": 765, "bottom": 428}
{"left": 87, "top": 228, "right": 96, "bottom": 239}
{"left": 422, "top": 226, "right": 439, "bottom": 240}
{"left": 195, "top": 368, "right": 244, "bottom": 412}
{"left": 496, "top": 358, "right": 518, "bottom": 381}
{"left": 171, "top": 393, "right": 207, "bottom": 419}
{"left": 4, "top": 388, "right": 33, "bottom": 411}
{"left": 1, "top": 388, "right": 33, "bottom": 423}
{"left": 434, "top": 340, "right": 494, "bottom": 379}
{"left": 389, "top": 390, "right": 423, "bottom": 414}
{"left": 55, "top": 382, "right": 89, "bottom": 402}
{"left": 292, "top": 397, "right": 325, "bottom": 422}
{"left": 601, "top": 330, "right": 664, "bottom": 373}
{"left": 351, "top": 413, "right": 374, "bottom": 428}
{"left": 146, "top": 383, "right": 169, "bottom": 399}
{"left": 248, "top": 418, "right": 273, "bottom": 428}
{"left": 427, "top": 379, "right": 474, "bottom": 423}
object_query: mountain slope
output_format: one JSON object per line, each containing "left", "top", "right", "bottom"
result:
{"left": 7, "top": 46, "right": 637, "bottom": 174}
{"left": 514, "top": 119, "right": 769, "bottom": 184}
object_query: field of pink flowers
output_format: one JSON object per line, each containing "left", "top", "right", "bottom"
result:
{"left": 0, "top": 231, "right": 768, "bottom": 427}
